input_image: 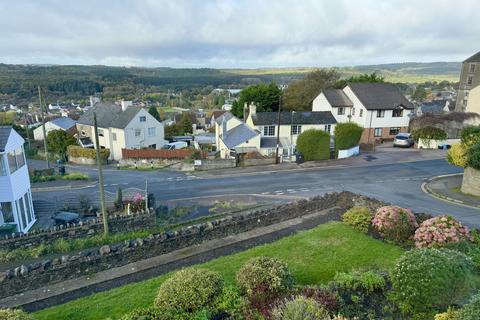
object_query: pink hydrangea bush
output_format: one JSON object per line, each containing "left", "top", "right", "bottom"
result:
{"left": 414, "top": 215, "right": 472, "bottom": 248}
{"left": 372, "top": 206, "right": 418, "bottom": 244}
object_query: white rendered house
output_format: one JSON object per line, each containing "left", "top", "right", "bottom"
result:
{"left": 0, "top": 126, "right": 36, "bottom": 233}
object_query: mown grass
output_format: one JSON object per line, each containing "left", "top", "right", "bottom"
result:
{"left": 34, "top": 222, "right": 404, "bottom": 320}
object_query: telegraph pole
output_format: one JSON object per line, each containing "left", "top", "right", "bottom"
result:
{"left": 38, "top": 86, "right": 49, "bottom": 168}
{"left": 94, "top": 112, "right": 109, "bottom": 236}
{"left": 274, "top": 95, "right": 282, "bottom": 164}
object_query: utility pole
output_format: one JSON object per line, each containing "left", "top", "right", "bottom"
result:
{"left": 38, "top": 86, "right": 49, "bottom": 168}
{"left": 274, "top": 95, "right": 282, "bottom": 164}
{"left": 94, "top": 112, "right": 109, "bottom": 236}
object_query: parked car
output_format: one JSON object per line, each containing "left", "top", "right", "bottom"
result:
{"left": 162, "top": 141, "right": 188, "bottom": 150}
{"left": 393, "top": 133, "right": 414, "bottom": 148}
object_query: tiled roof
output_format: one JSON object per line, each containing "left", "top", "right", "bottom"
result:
{"left": 77, "top": 102, "right": 141, "bottom": 129}
{"left": 51, "top": 117, "right": 77, "bottom": 130}
{"left": 323, "top": 89, "right": 353, "bottom": 107}
{"left": 221, "top": 124, "right": 259, "bottom": 148}
{"left": 250, "top": 111, "right": 337, "bottom": 126}
{"left": 464, "top": 51, "right": 480, "bottom": 63}
{"left": 0, "top": 126, "right": 12, "bottom": 152}
{"left": 348, "top": 83, "right": 414, "bottom": 110}
{"left": 215, "top": 112, "right": 234, "bottom": 125}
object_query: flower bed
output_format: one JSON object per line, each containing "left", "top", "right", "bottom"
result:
{"left": 414, "top": 215, "right": 472, "bottom": 248}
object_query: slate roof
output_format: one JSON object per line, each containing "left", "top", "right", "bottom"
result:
{"left": 464, "top": 51, "right": 480, "bottom": 63}
{"left": 221, "top": 124, "right": 259, "bottom": 148}
{"left": 323, "top": 89, "right": 353, "bottom": 107}
{"left": 215, "top": 112, "right": 234, "bottom": 125}
{"left": 51, "top": 117, "right": 76, "bottom": 130}
{"left": 0, "top": 126, "right": 12, "bottom": 152}
{"left": 419, "top": 100, "right": 449, "bottom": 114}
{"left": 347, "top": 83, "right": 414, "bottom": 110}
{"left": 250, "top": 111, "right": 337, "bottom": 126}
{"left": 77, "top": 102, "right": 141, "bottom": 129}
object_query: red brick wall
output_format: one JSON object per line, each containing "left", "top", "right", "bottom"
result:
{"left": 121, "top": 148, "right": 203, "bottom": 159}
{"left": 359, "top": 127, "right": 408, "bottom": 144}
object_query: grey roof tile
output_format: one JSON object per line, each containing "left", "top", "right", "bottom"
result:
{"left": 348, "top": 83, "right": 414, "bottom": 110}
{"left": 77, "top": 102, "right": 141, "bottom": 129}
{"left": 323, "top": 89, "right": 353, "bottom": 107}
{"left": 0, "top": 126, "right": 12, "bottom": 152}
{"left": 51, "top": 117, "right": 77, "bottom": 130}
{"left": 464, "top": 51, "right": 480, "bottom": 63}
{"left": 222, "top": 124, "right": 259, "bottom": 148}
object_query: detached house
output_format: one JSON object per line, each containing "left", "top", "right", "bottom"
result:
{"left": 0, "top": 126, "right": 35, "bottom": 233}
{"left": 313, "top": 83, "right": 414, "bottom": 144}
{"left": 76, "top": 102, "right": 166, "bottom": 161}
{"left": 33, "top": 117, "right": 77, "bottom": 141}
{"left": 215, "top": 113, "right": 261, "bottom": 159}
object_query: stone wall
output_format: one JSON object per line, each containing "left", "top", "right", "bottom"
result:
{"left": 0, "top": 212, "right": 155, "bottom": 251}
{"left": 194, "top": 159, "right": 237, "bottom": 171}
{"left": 0, "top": 192, "right": 388, "bottom": 298}
{"left": 242, "top": 158, "right": 276, "bottom": 167}
{"left": 68, "top": 156, "right": 97, "bottom": 165}
{"left": 462, "top": 167, "right": 480, "bottom": 196}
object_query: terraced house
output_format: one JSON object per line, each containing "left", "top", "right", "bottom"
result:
{"left": 455, "top": 51, "right": 480, "bottom": 112}
{"left": 0, "top": 126, "right": 35, "bottom": 234}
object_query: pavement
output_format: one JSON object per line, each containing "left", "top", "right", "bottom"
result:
{"left": 31, "top": 179, "right": 95, "bottom": 192}
{"left": 0, "top": 207, "right": 340, "bottom": 311}
{"left": 422, "top": 173, "right": 480, "bottom": 209}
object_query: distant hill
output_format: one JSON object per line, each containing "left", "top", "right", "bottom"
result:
{"left": 0, "top": 62, "right": 461, "bottom": 105}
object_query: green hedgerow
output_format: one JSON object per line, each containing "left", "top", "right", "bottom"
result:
{"left": 236, "top": 256, "right": 293, "bottom": 297}
{"left": 271, "top": 296, "right": 330, "bottom": 320}
{"left": 0, "top": 309, "right": 34, "bottom": 320}
{"left": 334, "top": 122, "right": 363, "bottom": 151}
{"left": 333, "top": 270, "right": 386, "bottom": 294}
{"left": 467, "top": 143, "right": 480, "bottom": 170}
{"left": 296, "top": 129, "right": 330, "bottom": 161}
{"left": 412, "top": 126, "right": 447, "bottom": 141}
{"left": 154, "top": 268, "right": 223, "bottom": 313}
{"left": 390, "top": 248, "right": 476, "bottom": 318}
{"left": 342, "top": 207, "right": 373, "bottom": 233}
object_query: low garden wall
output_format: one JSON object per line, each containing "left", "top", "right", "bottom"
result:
{"left": 68, "top": 156, "right": 97, "bottom": 165}
{"left": 0, "top": 192, "right": 388, "bottom": 298}
{"left": 338, "top": 146, "right": 360, "bottom": 159}
{"left": 461, "top": 167, "right": 480, "bottom": 197}
{"left": 122, "top": 148, "right": 205, "bottom": 160}
{"left": 0, "top": 211, "right": 155, "bottom": 251}
{"left": 242, "top": 158, "right": 276, "bottom": 167}
{"left": 194, "top": 159, "right": 236, "bottom": 171}
{"left": 417, "top": 138, "right": 460, "bottom": 149}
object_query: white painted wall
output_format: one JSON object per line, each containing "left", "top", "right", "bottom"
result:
{"left": 466, "top": 85, "right": 480, "bottom": 114}
{"left": 124, "top": 109, "right": 166, "bottom": 152}
{"left": 312, "top": 92, "right": 353, "bottom": 124}
{"left": 33, "top": 122, "right": 66, "bottom": 141}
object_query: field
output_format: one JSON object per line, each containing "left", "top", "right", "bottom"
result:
{"left": 34, "top": 221, "right": 404, "bottom": 320}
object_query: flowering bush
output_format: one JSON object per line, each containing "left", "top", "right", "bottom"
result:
{"left": 125, "top": 193, "right": 145, "bottom": 213}
{"left": 372, "top": 206, "right": 418, "bottom": 244}
{"left": 414, "top": 215, "right": 472, "bottom": 248}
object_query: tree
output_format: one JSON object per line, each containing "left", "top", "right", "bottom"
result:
{"left": 179, "top": 113, "right": 193, "bottom": 134}
{"left": 336, "top": 72, "right": 385, "bottom": 88}
{"left": 282, "top": 69, "right": 341, "bottom": 111}
{"left": 412, "top": 86, "right": 427, "bottom": 101}
{"left": 46, "top": 130, "right": 77, "bottom": 161}
{"left": 148, "top": 106, "right": 161, "bottom": 122}
{"left": 231, "top": 82, "right": 281, "bottom": 117}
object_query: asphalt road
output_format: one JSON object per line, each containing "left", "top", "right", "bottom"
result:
{"left": 33, "top": 157, "right": 480, "bottom": 227}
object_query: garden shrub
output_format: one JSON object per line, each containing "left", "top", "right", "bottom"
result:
{"left": 154, "top": 268, "right": 223, "bottom": 313}
{"left": 334, "top": 271, "right": 386, "bottom": 294}
{"left": 67, "top": 145, "right": 110, "bottom": 160}
{"left": 236, "top": 256, "right": 293, "bottom": 298}
{"left": 334, "top": 122, "right": 363, "bottom": 150}
{"left": 457, "top": 293, "right": 480, "bottom": 320}
{"left": 301, "top": 286, "right": 340, "bottom": 314}
{"left": 342, "top": 207, "right": 372, "bottom": 233}
{"left": 372, "top": 206, "right": 418, "bottom": 244}
{"left": 296, "top": 129, "right": 330, "bottom": 161}
{"left": 412, "top": 126, "right": 447, "bottom": 141}
{"left": 0, "top": 309, "right": 34, "bottom": 320}
{"left": 212, "top": 286, "right": 246, "bottom": 319}
{"left": 120, "top": 307, "right": 211, "bottom": 320}
{"left": 447, "top": 143, "right": 468, "bottom": 168}
{"left": 271, "top": 296, "right": 330, "bottom": 320}
{"left": 467, "top": 142, "right": 480, "bottom": 170}
{"left": 445, "top": 241, "right": 480, "bottom": 271}
{"left": 390, "top": 248, "right": 476, "bottom": 318}
{"left": 414, "top": 215, "right": 471, "bottom": 248}
{"left": 434, "top": 308, "right": 460, "bottom": 320}
{"left": 461, "top": 126, "right": 480, "bottom": 147}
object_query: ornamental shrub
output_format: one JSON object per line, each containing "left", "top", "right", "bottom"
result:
{"left": 334, "top": 122, "right": 363, "bottom": 150}
{"left": 434, "top": 308, "right": 460, "bottom": 320}
{"left": 445, "top": 240, "right": 480, "bottom": 271}
{"left": 236, "top": 256, "right": 293, "bottom": 297}
{"left": 154, "top": 268, "right": 223, "bottom": 313}
{"left": 212, "top": 286, "right": 246, "bottom": 319}
{"left": 457, "top": 293, "right": 480, "bottom": 320}
{"left": 461, "top": 126, "right": 480, "bottom": 147}
{"left": 372, "top": 206, "right": 418, "bottom": 244}
{"left": 120, "top": 307, "right": 199, "bottom": 320}
{"left": 296, "top": 129, "right": 330, "bottom": 161}
{"left": 447, "top": 143, "right": 468, "bottom": 168}
{"left": 411, "top": 126, "right": 447, "bottom": 141}
{"left": 467, "top": 142, "right": 480, "bottom": 170}
{"left": 0, "top": 309, "right": 34, "bottom": 320}
{"left": 342, "top": 207, "right": 372, "bottom": 233}
{"left": 414, "top": 215, "right": 471, "bottom": 248}
{"left": 271, "top": 296, "right": 330, "bottom": 320}
{"left": 333, "top": 271, "right": 386, "bottom": 294}
{"left": 390, "top": 248, "right": 476, "bottom": 317}
{"left": 67, "top": 145, "right": 110, "bottom": 160}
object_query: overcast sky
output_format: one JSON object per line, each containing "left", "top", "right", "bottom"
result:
{"left": 0, "top": 0, "right": 478, "bottom": 68}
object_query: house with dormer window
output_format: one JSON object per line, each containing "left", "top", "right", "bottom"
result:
{"left": 0, "top": 126, "right": 36, "bottom": 234}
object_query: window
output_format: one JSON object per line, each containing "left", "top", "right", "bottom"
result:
{"left": 467, "top": 76, "right": 473, "bottom": 85}
{"left": 139, "top": 116, "right": 146, "bottom": 122}
{"left": 112, "top": 133, "right": 117, "bottom": 141}
{"left": 148, "top": 127, "right": 156, "bottom": 137}
{"left": 135, "top": 129, "right": 141, "bottom": 137}
{"left": 352, "top": 108, "right": 355, "bottom": 116}
{"left": 98, "top": 129, "right": 104, "bottom": 137}
{"left": 0, "top": 157, "right": 5, "bottom": 176}
{"left": 16, "top": 199, "right": 26, "bottom": 230}
{"left": 389, "top": 127, "right": 400, "bottom": 135}
{"left": 359, "top": 109, "right": 363, "bottom": 117}
{"left": 291, "top": 125, "right": 302, "bottom": 135}
{"left": 0, "top": 202, "right": 14, "bottom": 223}
{"left": 15, "top": 147, "right": 25, "bottom": 169}
{"left": 374, "top": 128, "right": 382, "bottom": 137}
{"left": 324, "top": 124, "right": 331, "bottom": 133}
{"left": 376, "top": 110, "right": 385, "bottom": 118}
{"left": 263, "top": 125, "right": 275, "bottom": 136}
{"left": 337, "top": 107, "right": 345, "bottom": 115}
{"left": 24, "top": 192, "right": 33, "bottom": 223}
{"left": 392, "top": 109, "right": 403, "bottom": 117}
{"left": 81, "top": 130, "right": 86, "bottom": 136}
{"left": 470, "top": 63, "right": 476, "bottom": 73}
{"left": 7, "top": 151, "right": 17, "bottom": 174}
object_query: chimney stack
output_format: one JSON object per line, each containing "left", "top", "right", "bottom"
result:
{"left": 249, "top": 103, "right": 257, "bottom": 116}
{"left": 121, "top": 100, "right": 133, "bottom": 111}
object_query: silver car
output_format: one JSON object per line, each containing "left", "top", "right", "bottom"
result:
{"left": 393, "top": 133, "right": 414, "bottom": 148}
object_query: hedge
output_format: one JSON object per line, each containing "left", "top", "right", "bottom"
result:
{"left": 296, "top": 129, "right": 330, "bottom": 161}
{"left": 67, "top": 145, "right": 110, "bottom": 160}
{"left": 411, "top": 126, "right": 447, "bottom": 141}
{"left": 334, "top": 123, "right": 363, "bottom": 150}
{"left": 461, "top": 126, "right": 480, "bottom": 147}
{"left": 467, "top": 143, "right": 480, "bottom": 170}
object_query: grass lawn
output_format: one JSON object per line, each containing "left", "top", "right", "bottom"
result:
{"left": 34, "top": 222, "right": 404, "bottom": 320}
